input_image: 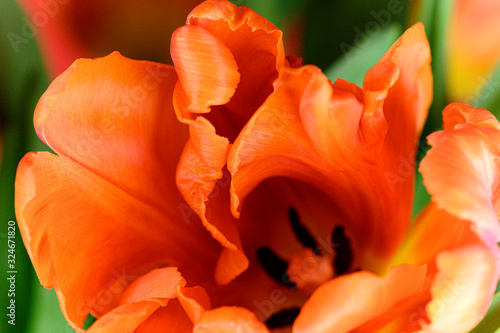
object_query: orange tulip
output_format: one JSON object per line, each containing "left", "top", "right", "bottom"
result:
{"left": 17, "top": 0, "right": 204, "bottom": 77}
{"left": 446, "top": 0, "right": 500, "bottom": 102}
{"left": 15, "top": 1, "right": 500, "bottom": 332}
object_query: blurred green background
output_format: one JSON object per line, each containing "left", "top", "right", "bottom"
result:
{"left": 0, "top": 0, "right": 499, "bottom": 332}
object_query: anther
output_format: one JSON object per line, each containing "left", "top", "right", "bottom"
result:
{"left": 266, "top": 308, "right": 301, "bottom": 328}
{"left": 331, "top": 226, "right": 353, "bottom": 275}
{"left": 256, "top": 247, "right": 296, "bottom": 289}
{"left": 288, "top": 208, "right": 319, "bottom": 254}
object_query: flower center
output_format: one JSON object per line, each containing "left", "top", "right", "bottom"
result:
{"left": 256, "top": 208, "right": 356, "bottom": 289}
{"left": 254, "top": 207, "right": 357, "bottom": 328}
{"left": 286, "top": 247, "right": 334, "bottom": 296}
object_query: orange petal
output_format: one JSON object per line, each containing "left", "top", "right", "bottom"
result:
{"left": 177, "top": 286, "right": 211, "bottom": 324}
{"left": 176, "top": 117, "right": 230, "bottom": 217}
{"left": 194, "top": 306, "right": 270, "bottom": 333}
{"left": 187, "top": 0, "right": 285, "bottom": 120}
{"left": 134, "top": 303, "right": 193, "bottom": 333}
{"left": 422, "top": 245, "right": 500, "bottom": 332}
{"left": 86, "top": 301, "right": 163, "bottom": 333}
{"left": 174, "top": 0, "right": 285, "bottom": 132}
{"left": 34, "top": 52, "right": 187, "bottom": 212}
{"left": 87, "top": 268, "right": 186, "bottom": 332}
{"left": 86, "top": 267, "right": 213, "bottom": 332}
{"left": 119, "top": 268, "right": 186, "bottom": 305}
{"left": 293, "top": 265, "right": 428, "bottom": 333}
{"left": 420, "top": 104, "right": 500, "bottom": 243}
{"left": 364, "top": 22, "right": 432, "bottom": 144}
{"left": 15, "top": 152, "right": 219, "bottom": 328}
{"left": 175, "top": 122, "right": 248, "bottom": 284}
{"left": 172, "top": 1, "right": 291, "bottom": 283}
{"left": 387, "top": 203, "right": 500, "bottom": 332}
{"left": 171, "top": 25, "right": 240, "bottom": 116}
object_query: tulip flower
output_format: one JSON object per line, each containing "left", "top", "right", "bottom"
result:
{"left": 17, "top": 0, "right": 204, "bottom": 77}
{"left": 15, "top": 1, "right": 500, "bottom": 332}
{"left": 446, "top": 0, "right": 500, "bottom": 102}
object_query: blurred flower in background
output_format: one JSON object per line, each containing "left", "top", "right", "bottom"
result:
{"left": 408, "top": 0, "right": 500, "bottom": 113}
{"left": 446, "top": 0, "right": 500, "bottom": 103}
{"left": 17, "top": 0, "right": 204, "bottom": 77}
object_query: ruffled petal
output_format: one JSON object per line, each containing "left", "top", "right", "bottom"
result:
{"left": 422, "top": 245, "right": 500, "bottom": 333}
{"left": 293, "top": 265, "right": 428, "bottom": 333}
{"left": 420, "top": 104, "right": 500, "bottom": 243}
{"left": 187, "top": 0, "right": 285, "bottom": 119}
{"left": 177, "top": 126, "right": 248, "bottom": 284}
{"left": 194, "top": 306, "right": 270, "bottom": 333}
{"left": 171, "top": 25, "right": 240, "bottom": 115}
{"left": 17, "top": 55, "right": 221, "bottom": 329}
{"left": 15, "top": 152, "right": 220, "bottom": 329}
{"left": 172, "top": 0, "right": 291, "bottom": 284}
{"left": 86, "top": 267, "right": 213, "bottom": 332}
{"left": 173, "top": 0, "right": 285, "bottom": 132}
{"left": 86, "top": 268, "right": 185, "bottom": 332}
{"left": 364, "top": 22, "right": 432, "bottom": 147}
{"left": 34, "top": 52, "right": 187, "bottom": 212}
{"left": 387, "top": 203, "right": 500, "bottom": 332}
{"left": 16, "top": 51, "right": 226, "bottom": 325}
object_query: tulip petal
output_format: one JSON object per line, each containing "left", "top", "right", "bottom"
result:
{"left": 86, "top": 267, "right": 212, "bottom": 333}
{"left": 422, "top": 245, "right": 499, "bottom": 333}
{"left": 171, "top": 25, "right": 240, "bottom": 115}
{"left": 86, "top": 301, "right": 162, "bottom": 333}
{"left": 177, "top": 130, "right": 249, "bottom": 284}
{"left": 15, "top": 152, "right": 220, "bottom": 329}
{"left": 34, "top": 52, "right": 187, "bottom": 212}
{"left": 420, "top": 104, "right": 500, "bottom": 243}
{"left": 86, "top": 268, "right": 185, "bottom": 332}
{"left": 171, "top": 0, "right": 291, "bottom": 284}
{"left": 194, "top": 306, "right": 270, "bottom": 333}
{"left": 173, "top": 0, "right": 285, "bottom": 132}
{"left": 364, "top": 22, "right": 432, "bottom": 147}
{"left": 293, "top": 265, "right": 428, "bottom": 333}
{"left": 18, "top": 55, "right": 221, "bottom": 329}
{"left": 186, "top": 0, "right": 285, "bottom": 120}
{"left": 388, "top": 203, "right": 500, "bottom": 332}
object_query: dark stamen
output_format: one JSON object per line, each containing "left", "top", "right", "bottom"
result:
{"left": 266, "top": 308, "right": 301, "bottom": 328}
{"left": 256, "top": 247, "right": 296, "bottom": 289}
{"left": 331, "top": 226, "right": 353, "bottom": 275}
{"left": 288, "top": 208, "right": 319, "bottom": 254}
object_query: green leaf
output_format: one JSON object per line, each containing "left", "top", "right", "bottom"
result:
{"left": 407, "top": 0, "right": 435, "bottom": 36}
{"left": 231, "top": 0, "right": 307, "bottom": 29}
{"left": 419, "top": 0, "right": 453, "bottom": 134}
{"left": 303, "top": 0, "right": 409, "bottom": 70}
{"left": 324, "top": 24, "right": 402, "bottom": 86}
{"left": 469, "top": 291, "right": 500, "bottom": 333}
{"left": 412, "top": 170, "right": 430, "bottom": 218}
{"left": 26, "top": 284, "right": 76, "bottom": 333}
